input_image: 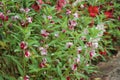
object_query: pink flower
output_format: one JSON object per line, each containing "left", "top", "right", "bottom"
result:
{"left": 56, "top": 0, "right": 66, "bottom": 11}
{"left": 41, "top": 29, "right": 49, "bottom": 38}
{"left": 20, "top": 41, "right": 27, "bottom": 50}
{"left": 26, "top": 17, "right": 32, "bottom": 23}
{"left": 62, "top": 29, "right": 66, "bottom": 33}
{"left": 86, "top": 42, "right": 92, "bottom": 47}
{"left": 24, "top": 8, "right": 30, "bottom": 13}
{"left": 0, "top": 12, "right": 4, "bottom": 18}
{"left": 66, "top": 42, "right": 73, "bottom": 48}
{"left": 25, "top": 50, "right": 31, "bottom": 58}
{"left": 24, "top": 75, "right": 30, "bottom": 80}
{"left": 20, "top": 8, "right": 30, "bottom": 13}
{"left": 73, "top": 12, "right": 79, "bottom": 18}
{"left": 71, "top": 64, "right": 77, "bottom": 71}
{"left": 68, "top": 20, "right": 77, "bottom": 30}
{"left": 39, "top": 47, "right": 47, "bottom": 55}
{"left": 66, "top": 9, "right": 71, "bottom": 15}
{"left": 39, "top": 62, "right": 46, "bottom": 68}
{"left": 0, "top": 12, "right": 8, "bottom": 21}
{"left": 69, "top": 20, "right": 77, "bottom": 27}
{"left": 90, "top": 50, "right": 96, "bottom": 58}
{"left": 47, "top": 15, "right": 52, "bottom": 20}
{"left": 38, "top": 0, "right": 43, "bottom": 4}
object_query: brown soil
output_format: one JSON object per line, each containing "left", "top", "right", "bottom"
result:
{"left": 91, "top": 47, "right": 120, "bottom": 80}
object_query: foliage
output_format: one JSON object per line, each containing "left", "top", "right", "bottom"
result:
{"left": 0, "top": 0, "right": 120, "bottom": 80}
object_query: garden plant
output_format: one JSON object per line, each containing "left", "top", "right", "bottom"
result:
{"left": 0, "top": 0, "right": 120, "bottom": 80}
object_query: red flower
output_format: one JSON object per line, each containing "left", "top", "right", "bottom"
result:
{"left": 104, "top": 11, "right": 113, "bottom": 18}
{"left": 25, "top": 50, "right": 31, "bottom": 58}
{"left": 56, "top": 0, "right": 66, "bottom": 11}
{"left": 39, "top": 59, "right": 47, "bottom": 68}
{"left": 32, "top": 2, "right": 40, "bottom": 12}
{"left": 38, "top": 0, "right": 43, "bottom": 4}
{"left": 99, "top": 51, "right": 107, "bottom": 55}
{"left": 41, "top": 29, "right": 49, "bottom": 38}
{"left": 88, "top": 6, "right": 99, "bottom": 17}
{"left": 0, "top": 13, "right": 8, "bottom": 21}
{"left": 71, "top": 64, "right": 77, "bottom": 71}
{"left": 39, "top": 62, "right": 46, "bottom": 68}
{"left": 24, "top": 75, "right": 29, "bottom": 80}
{"left": 118, "top": 16, "right": 120, "bottom": 21}
{"left": 20, "top": 41, "right": 27, "bottom": 50}
{"left": 66, "top": 76, "right": 70, "bottom": 80}
{"left": 4, "top": 16, "right": 8, "bottom": 21}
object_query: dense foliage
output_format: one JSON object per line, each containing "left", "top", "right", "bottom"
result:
{"left": 0, "top": 0, "right": 120, "bottom": 80}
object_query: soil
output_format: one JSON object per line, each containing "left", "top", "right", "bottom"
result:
{"left": 91, "top": 47, "right": 120, "bottom": 80}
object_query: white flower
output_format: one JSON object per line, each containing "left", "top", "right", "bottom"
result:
{"left": 83, "top": 28, "right": 89, "bottom": 35}
{"left": 54, "top": 33, "right": 59, "bottom": 37}
{"left": 80, "top": 4, "right": 84, "bottom": 8}
{"left": 47, "top": 15, "right": 52, "bottom": 20}
{"left": 92, "top": 42, "right": 98, "bottom": 49}
{"left": 39, "top": 47, "right": 47, "bottom": 56}
{"left": 20, "top": 8, "right": 30, "bottom": 13}
{"left": 75, "top": 54, "right": 80, "bottom": 63}
{"left": 20, "top": 8, "right": 25, "bottom": 12}
{"left": 27, "top": 17, "right": 32, "bottom": 23}
{"left": 66, "top": 42, "right": 73, "bottom": 48}
{"left": 77, "top": 46, "right": 82, "bottom": 53}
{"left": 73, "top": 12, "right": 79, "bottom": 18}
{"left": 96, "top": 23, "right": 105, "bottom": 32}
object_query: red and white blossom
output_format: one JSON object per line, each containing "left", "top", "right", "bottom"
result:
{"left": 41, "top": 29, "right": 50, "bottom": 38}
{"left": 20, "top": 41, "right": 27, "bottom": 50}
{"left": 25, "top": 50, "right": 31, "bottom": 58}
{"left": 66, "top": 42, "right": 73, "bottom": 48}
{"left": 24, "top": 75, "right": 30, "bottom": 80}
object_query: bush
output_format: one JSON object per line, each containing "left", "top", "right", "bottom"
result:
{"left": 0, "top": 0, "right": 120, "bottom": 80}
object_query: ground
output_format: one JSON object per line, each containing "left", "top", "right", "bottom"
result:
{"left": 92, "top": 47, "right": 120, "bottom": 80}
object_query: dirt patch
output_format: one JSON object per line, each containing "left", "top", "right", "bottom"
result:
{"left": 92, "top": 50, "right": 120, "bottom": 80}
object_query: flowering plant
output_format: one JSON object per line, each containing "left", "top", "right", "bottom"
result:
{"left": 0, "top": 0, "right": 120, "bottom": 80}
